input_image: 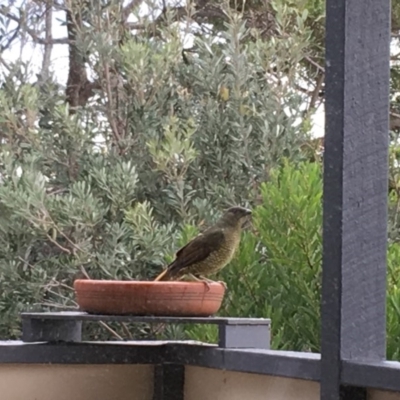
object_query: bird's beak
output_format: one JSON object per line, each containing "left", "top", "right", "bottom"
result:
{"left": 241, "top": 209, "right": 252, "bottom": 229}
{"left": 242, "top": 218, "right": 252, "bottom": 229}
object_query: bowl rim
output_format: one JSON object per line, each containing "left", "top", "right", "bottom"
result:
{"left": 73, "top": 279, "right": 225, "bottom": 287}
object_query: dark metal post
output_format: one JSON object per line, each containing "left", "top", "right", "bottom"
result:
{"left": 153, "top": 364, "right": 184, "bottom": 400}
{"left": 321, "top": 0, "right": 390, "bottom": 400}
{"left": 22, "top": 318, "right": 82, "bottom": 343}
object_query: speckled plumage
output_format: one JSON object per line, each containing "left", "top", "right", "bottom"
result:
{"left": 154, "top": 206, "right": 252, "bottom": 282}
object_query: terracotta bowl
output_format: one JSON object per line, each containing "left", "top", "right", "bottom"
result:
{"left": 74, "top": 279, "right": 226, "bottom": 316}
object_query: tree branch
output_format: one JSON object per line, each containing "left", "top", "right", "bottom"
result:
{"left": 390, "top": 110, "right": 400, "bottom": 131}
{"left": 1, "top": 26, "right": 21, "bottom": 51}
{"left": 305, "top": 56, "right": 325, "bottom": 73}
{"left": 40, "top": 0, "right": 53, "bottom": 82}
{"left": 65, "top": 7, "right": 95, "bottom": 111}
{"left": 126, "top": 3, "right": 228, "bottom": 32}
{"left": 0, "top": 9, "right": 69, "bottom": 45}
{"left": 309, "top": 72, "right": 325, "bottom": 111}
{"left": 122, "top": 0, "right": 144, "bottom": 24}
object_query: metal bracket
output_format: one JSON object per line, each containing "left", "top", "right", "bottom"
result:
{"left": 20, "top": 312, "right": 271, "bottom": 349}
{"left": 22, "top": 317, "right": 82, "bottom": 342}
{"left": 218, "top": 323, "right": 270, "bottom": 349}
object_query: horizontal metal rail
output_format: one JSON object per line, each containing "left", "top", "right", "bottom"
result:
{"left": 20, "top": 312, "right": 271, "bottom": 349}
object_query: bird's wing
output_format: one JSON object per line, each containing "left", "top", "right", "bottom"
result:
{"left": 167, "top": 229, "right": 225, "bottom": 274}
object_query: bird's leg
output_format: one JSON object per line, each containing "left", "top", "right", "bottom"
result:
{"left": 199, "top": 276, "right": 228, "bottom": 290}
{"left": 217, "top": 280, "right": 228, "bottom": 290}
{"left": 198, "top": 275, "right": 229, "bottom": 291}
{"left": 188, "top": 274, "right": 211, "bottom": 292}
{"left": 201, "top": 276, "right": 228, "bottom": 290}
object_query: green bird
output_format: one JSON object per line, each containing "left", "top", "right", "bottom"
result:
{"left": 154, "top": 206, "right": 252, "bottom": 286}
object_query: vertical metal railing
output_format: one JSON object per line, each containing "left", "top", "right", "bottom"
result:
{"left": 321, "top": 0, "right": 391, "bottom": 399}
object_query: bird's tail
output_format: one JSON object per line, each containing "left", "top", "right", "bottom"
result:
{"left": 154, "top": 268, "right": 171, "bottom": 281}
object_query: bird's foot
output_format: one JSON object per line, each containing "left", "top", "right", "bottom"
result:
{"left": 199, "top": 276, "right": 221, "bottom": 293}
{"left": 188, "top": 274, "right": 213, "bottom": 293}
{"left": 216, "top": 280, "right": 228, "bottom": 290}
{"left": 202, "top": 281, "right": 211, "bottom": 293}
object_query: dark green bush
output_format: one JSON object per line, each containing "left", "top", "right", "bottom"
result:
{"left": 0, "top": 7, "right": 311, "bottom": 339}
{"left": 187, "top": 161, "right": 400, "bottom": 360}
{"left": 186, "top": 161, "right": 322, "bottom": 351}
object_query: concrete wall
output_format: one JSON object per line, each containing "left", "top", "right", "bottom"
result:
{"left": 4, "top": 363, "right": 398, "bottom": 400}
{"left": 185, "top": 366, "right": 320, "bottom": 400}
{"left": 369, "top": 390, "right": 400, "bottom": 400}
{"left": 0, "top": 364, "right": 153, "bottom": 400}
